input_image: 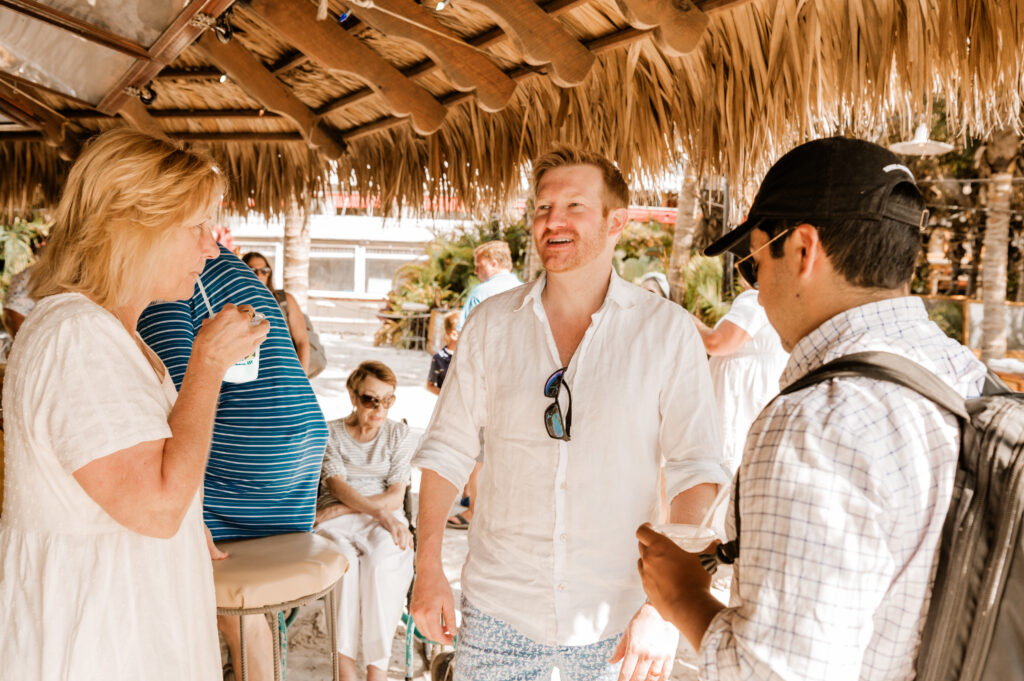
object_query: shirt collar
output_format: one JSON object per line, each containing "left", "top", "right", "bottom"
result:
{"left": 781, "top": 296, "right": 929, "bottom": 386}
{"left": 512, "top": 269, "right": 640, "bottom": 313}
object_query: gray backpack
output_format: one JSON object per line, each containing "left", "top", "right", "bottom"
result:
{"left": 707, "top": 351, "right": 1024, "bottom": 681}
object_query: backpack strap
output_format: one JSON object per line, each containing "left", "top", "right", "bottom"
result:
{"left": 699, "top": 350, "right": 970, "bottom": 574}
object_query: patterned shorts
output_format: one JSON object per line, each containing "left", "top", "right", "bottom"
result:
{"left": 452, "top": 598, "right": 622, "bottom": 681}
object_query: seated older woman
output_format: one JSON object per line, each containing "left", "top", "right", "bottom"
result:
{"left": 316, "top": 361, "right": 415, "bottom": 681}
{"left": 0, "top": 129, "right": 268, "bottom": 680}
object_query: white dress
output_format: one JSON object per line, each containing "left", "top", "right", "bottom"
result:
{"left": 708, "top": 290, "right": 789, "bottom": 470}
{"left": 0, "top": 293, "right": 220, "bottom": 681}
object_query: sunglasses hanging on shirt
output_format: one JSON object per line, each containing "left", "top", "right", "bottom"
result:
{"left": 544, "top": 367, "right": 572, "bottom": 441}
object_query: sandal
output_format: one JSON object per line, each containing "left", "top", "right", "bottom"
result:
{"left": 446, "top": 512, "right": 470, "bottom": 530}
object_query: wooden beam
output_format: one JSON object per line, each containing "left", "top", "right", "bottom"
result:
{"left": 461, "top": 0, "right": 595, "bottom": 87}
{"left": 0, "top": 79, "right": 78, "bottom": 159}
{"left": 341, "top": 23, "right": 655, "bottom": 141}
{"left": 175, "top": 132, "right": 305, "bottom": 142}
{"left": 62, "top": 108, "right": 281, "bottom": 120}
{"left": 315, "top": 0, "right": 589, "bottom": 117}
{"left": 156, "top": 67, "right": 223, "bottom": 81}
{"left": 193, "top": 32, "right": 346, "bottom": 159}
{"left": 118, "top": 97, "right": 166, "bottom": 139}
{"left": 270, "top": 51, "right": 309, "bottom": 75}
{"left": 342, "top": 0, "right": 516, "bottom": 112}
{"left": 615, "top": 0, "right": 709, "bottom": 56}
{"left": 97, "top": 0, "right": 236, "bottom": 115}
{"left": 0, "top": 0, "right": 150, "bottom": 60}
{"left": 246, "top": 0, "right": 446, "bottom": 135}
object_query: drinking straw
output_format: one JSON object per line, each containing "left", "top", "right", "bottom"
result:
{"left": 697, "top": 482, "right": 733, "bottom": 530}
{"left": 196, "top": 276, "right": 215, "bottom": 317}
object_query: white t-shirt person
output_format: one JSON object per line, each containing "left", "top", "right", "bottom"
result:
{"left": 708, "top": 289, "right": 789, "bottom": 469}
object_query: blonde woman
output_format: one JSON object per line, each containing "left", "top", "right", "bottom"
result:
{"left": 0, "top": 129, "right": 268, "bottom": 680}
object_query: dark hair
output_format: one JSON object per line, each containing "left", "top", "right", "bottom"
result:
{"left": 757, "top": 185, "right": 924, "bottom": 290}
{"left": 242, "top": 251, "right": 273, "bottom": 285}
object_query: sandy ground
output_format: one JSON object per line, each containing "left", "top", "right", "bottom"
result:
{"left": 258, "top": 332, "right": 703, "bottom": 681}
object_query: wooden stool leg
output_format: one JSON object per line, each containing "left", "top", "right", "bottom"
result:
{"left": 326, "top": 586, "right": 339, "bottom": 681}
{"left": 271, "top": 612, "right": 283, "bottom": 681}
{"left": 239, "top": 614, "right": 248, "bottom": 681}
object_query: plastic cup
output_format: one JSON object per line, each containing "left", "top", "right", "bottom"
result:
{"left": 651, "top": 523, "right": 717, "bottom": 553}
{"left": 223, "top": 311, "right": 265, "bottom": 384}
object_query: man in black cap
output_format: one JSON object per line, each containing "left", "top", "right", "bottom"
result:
{"left": 636, "top": 137, "right": 987, "bottom": 680}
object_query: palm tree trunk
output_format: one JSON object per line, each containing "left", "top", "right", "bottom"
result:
{"left": 980, "top": 171, "right": 1012, "bottom": 362}
{"left": 667, "top": 167, "right": 697, "bottom": 305}
{"left": 282, "top": 197, "right": 311, "bottom": 310}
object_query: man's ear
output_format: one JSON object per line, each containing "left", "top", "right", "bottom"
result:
{"left": 607, "top": 207, "right": 628, "bottom": 236}
{"left": 790, "top": 223, "right": 824, "bottom": 280}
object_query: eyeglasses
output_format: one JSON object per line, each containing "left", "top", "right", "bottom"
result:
{"left": 249, "top": 266, "right": 271, "bottom": 275}
{"left": 543, "top": 367, "right": 572, "bottom": 441}
{"left": 733, "top": 228, "right": 790, "bottom": 287}
{"left": 357, "top": 393, "right": 395, "bottom": 409}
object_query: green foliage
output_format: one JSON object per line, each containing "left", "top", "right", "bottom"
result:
{"left": 680, "top": 253, "right": 732, "bottom": 326}
{"left": 0, "top": 216, "right": 47, "bottom": 296}
{"left": 375, "top": 218, "right": 530, "bottom": 347}
{"left": 614, "top": 220, "right": 674, "bottom": 278}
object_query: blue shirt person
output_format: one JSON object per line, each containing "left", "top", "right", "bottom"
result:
{"left": 138, "top": 245, "right": 329, "bottom": 541}
{"left": 456, "top": 241, "right": 523, "bottom": 331}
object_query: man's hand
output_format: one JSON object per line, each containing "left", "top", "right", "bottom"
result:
{"left": 375, "top": 510, "right": 413, "bottom": 550}
{"left": 609, "top": 602, "right": 679, "bottom": 681}
{"left": 636, "top": 523, "right": 722, "bottom": 652}
{"left": 410, "top": 564, "right": 457, "bottom": 645}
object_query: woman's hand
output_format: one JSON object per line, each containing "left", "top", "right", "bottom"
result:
{"left": 193, "top": 303, "right": 269, "bottom": 375}
{"left": 375, "top": 510, "right": 413, "bottom": 550}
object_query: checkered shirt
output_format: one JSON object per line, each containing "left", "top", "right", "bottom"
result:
{"left": 699, "top": 297, "right": 987, "bottom": 681}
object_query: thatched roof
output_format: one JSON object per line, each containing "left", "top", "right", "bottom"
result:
{"left": 1, "top": 0, "right": 1022, "bottom": 220}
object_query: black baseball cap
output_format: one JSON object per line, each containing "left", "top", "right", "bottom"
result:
{"left": 705, "top": 137, "right": 925, "bottom": 258}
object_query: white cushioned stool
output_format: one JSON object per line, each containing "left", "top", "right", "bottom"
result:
{"left": 213, "top": 532, "right": 348, "bottom": 681}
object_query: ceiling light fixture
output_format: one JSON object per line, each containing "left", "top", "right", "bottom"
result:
{"left": 889, "top": 124, "right": 954, "bottom": 156}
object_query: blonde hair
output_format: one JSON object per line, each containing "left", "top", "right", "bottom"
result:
{"left": 473, "top": 240, "right": 512, "bottom": 270}
{"left": 531, "top": 145, "right": 630, "bottom": 215}
{"left": 30, "top": 129, "right": 225, "bottom": 308}
{"left": 347, "top": 360, "right": 398, "bottom": 393}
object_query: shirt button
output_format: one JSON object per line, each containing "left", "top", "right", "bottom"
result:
{"left": 560, "top": 534, "right": 567, "bottom": 541}
{"left": 558, "top": 583, "right": 567, "bottom": 591}
{"left": 560, "top": 482, "right": 567, "bottom": 490}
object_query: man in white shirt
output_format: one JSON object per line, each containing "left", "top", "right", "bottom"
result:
{"left": 637, "top": 137, "right": 988, "bottom": 681}
{"left": 411, "top": 146, "right": 729, "bottom": 681}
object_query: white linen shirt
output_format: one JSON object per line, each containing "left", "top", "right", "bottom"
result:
{"left": 699, "top": 297, "right": 987, "bottom": 681}
{"left": 415, "top": 271, "right": 730, "bottom": 646}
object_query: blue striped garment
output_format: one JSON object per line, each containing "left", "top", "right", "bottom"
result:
{"left": 137, "top": 245, "right": 328, "bottom": 541}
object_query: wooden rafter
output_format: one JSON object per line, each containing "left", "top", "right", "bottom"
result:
{"left": 118, "top": 97, "right": 166, "bottom": 139}
{"left": 61, "top": 108, "right": 281, "bottom": 120}
{"left": 615, "top": 0, "right": 710, "bottom": 56}
{"left": 98, "top": 0, "right": 236, "bottom": 115}
{"left": 462, "top": 0, "right": 595, "bottom": 88}
{"left": 315, "top": 0, "right": 589, "bottom": 117}
{"left": 341, "top": 0, "right": 516, "bottom": 113}
{"left": 246, "top": 0, "right": 446, "bottom": 135}
{"left": 193, "top": 32, "right": 346, "bottom": 159}
{"left": 0, "top": 79, "right": 78, "bottom": 159}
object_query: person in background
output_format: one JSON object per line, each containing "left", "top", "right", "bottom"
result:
{"left": 688, "top": 283, "right": 788, "bottom": 469}
{"left": 0, "top": 128, "right": 268, "bottom": 680}
{"left": 138, "top": 246, "right": 329, "bottom": 681}
{"left": 316, "top": 361, "right": 415, "bottom": 681}
{"left": 242, "top": 251, "right": 311, "bottom": 375}
{"left": 427, "top": 311, "right": 459, "bottom": 396}
{"left": 638, "top": 271, "right": 670, "bottom": 298}
{"left": 456, "top": 240, "right": 522, "bottom": 331}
